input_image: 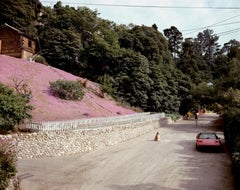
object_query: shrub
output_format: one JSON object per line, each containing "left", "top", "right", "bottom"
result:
{"left": 0, "top": 83, "right": 33, "bottom": 133}
{"left": 12, "top": 78, "right": 32, "bottom": 103}
{"left": 98, "top": 74, "right": 116, "bottom": 96}
{"left": 0, "top": 138, "right": 17, "bottom": 190}
{"left": 50, "top": 80, "right": 85, "bottom": 100}
{"left": 165, "top": 113, "right": 179, "bottom": 122}
{"left": 34, "top": 55, "right": 48, "bottom": 65}
{"left": 232, "top": 152, "right": 240, "bottom": 189}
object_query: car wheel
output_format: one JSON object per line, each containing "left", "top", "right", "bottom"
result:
{"left": 218, "top": 146, "right": 224, "bottom": 153}
{"left": 196, "top": 144, "right": 200, "bottom": 151}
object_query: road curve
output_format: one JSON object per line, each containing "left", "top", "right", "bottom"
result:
{"left": 17, "top": 113, "right": 235, "bottom": 190}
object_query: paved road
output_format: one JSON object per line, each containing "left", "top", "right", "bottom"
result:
{"left": 17, "top": 114, "right": 235, "bottom": 190}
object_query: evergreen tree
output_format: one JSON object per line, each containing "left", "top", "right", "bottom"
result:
{"left": 163, "top": 26, "right": 183, "bottom": 58}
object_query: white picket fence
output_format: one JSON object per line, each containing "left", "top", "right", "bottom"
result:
{"left": 24, "top": 112, "right": 165, "bottom": 132}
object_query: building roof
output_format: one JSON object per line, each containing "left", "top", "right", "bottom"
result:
{"left": 0, "top": 23, "right": 24, "bottom": 35}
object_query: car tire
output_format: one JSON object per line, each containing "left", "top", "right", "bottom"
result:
{"left": 196, "top": 144, "right": 200, "bottom": 151}
{"left": 218, "top": 146, "right": 224, "bottom": 153}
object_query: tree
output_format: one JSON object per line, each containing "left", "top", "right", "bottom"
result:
{"left": 220, "top": 44, "right": 240, "bottom": 89}
{"left": 147, "top": 63, "right": 168, "bottom": 112}
{"left": 191, "top": 82, "right": 216, "bottom": 109}
{"left": 221, "top": 39, "right": 240, "bottom": 55}
{"left": 40, "top": 27, "right": 83, "bottom": 73}
{"left": 213, "top": 42, "right": 240, "bottom": 90}
{"left": 163, "top": 26, "right": 183, "bottom": 58}
{"left": 113, "top": 51, "right": 152, "bottom": 110}
{"left": 175, "top": 70, "right": 192, "bottom": 115}
{"left": 118, "top": 25, "right": 172, "bottom": 65}
{"left": 196, "top": 29, "right": 220, "bottom": 65}
{"left": 177, "top": 38, "right": 205, "bottom": 84}
{"left": 0, "top": 83, "right": 33, "bottom": 133}
{"left": 39, "top": 3, "right": 96, "bottom": 73}
{"left": 38, "top": 3, "right": 88, "bottom": 73}
{"left": 82, "top": 19, "right": 122, "bottom": 80}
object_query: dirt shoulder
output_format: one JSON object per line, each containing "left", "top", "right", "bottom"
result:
{"left": 17, "top": 113, "right": 235, "bottom": 190}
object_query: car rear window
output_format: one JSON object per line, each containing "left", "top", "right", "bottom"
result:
{"left": 199, "top": 133, "right": 217, "bottom": 139}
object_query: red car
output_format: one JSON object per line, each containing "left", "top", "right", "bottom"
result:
{"left": 196, "top": 132, "right": 222, "bottom": 152}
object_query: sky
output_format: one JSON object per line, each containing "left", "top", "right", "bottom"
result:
{"left": 41, "top": 0, "right": 240, "bottom": 46}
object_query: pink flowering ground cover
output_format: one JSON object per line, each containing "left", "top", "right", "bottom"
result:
{"left": 0, "top": 55, "right": 136, "bottom": 122}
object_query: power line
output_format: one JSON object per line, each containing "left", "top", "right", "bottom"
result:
{"left": 183, "top": 27, "right": 240, "bottom": 38}
{"left": 41, "top": 1, "right": 240, "bottom": 9}
{"left": 183, "top": 22, "right": 240, "bottom": 34}
{"left": 217, "top": 28, "right": 240, "bottom": 36}
{"left": 210, "top": 21, "right": 240, "bottom": 28}
{"left": 182, "top": 14, "right": 240, "bottom": 32}
{"left": 183, "top": 14, "right": 240, "bottom": 36}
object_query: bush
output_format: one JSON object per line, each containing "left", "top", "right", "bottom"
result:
{"left": 50, "top": 80, "right": 85, "bottom": 100}
{"left": 0, "top": 83, "right": 33, "bottom": 133}
{"left": 165, "top": 113, "right": 179, "bottom": 122}
{"left": 34, "top": 55, "right": 48, "bottom": 65}
{"left": 222, "top": 107, "right": 240, "bottom": 188}
{"left": 222, "top": 107, "right": 240, "bottom": 151}
{"left": 232, "top": 152, "right": 240, "bottom": 189}
{"left": 0, "top": 138, "right": 17, "bottom": 190}
{"left": 98, "top": 74, "right": 116, "bottom": 96}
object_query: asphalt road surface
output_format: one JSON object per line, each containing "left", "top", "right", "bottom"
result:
{"left": 17, "top": 113, "right": 235, "bottom": 190}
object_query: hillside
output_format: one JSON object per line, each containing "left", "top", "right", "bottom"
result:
{"left": 0, "top": 55, "right": 136, "bottom": 122}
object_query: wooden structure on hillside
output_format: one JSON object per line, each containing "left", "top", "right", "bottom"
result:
{"left": 0, "top": 23, "right": 37, "bottom": 60}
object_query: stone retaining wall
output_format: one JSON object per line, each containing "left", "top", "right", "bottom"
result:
{"left": 24, "top": 112, "right": 161, "bottom": 131}
{"left": 1, "top": 113, "right": 164, "bottom": 159}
